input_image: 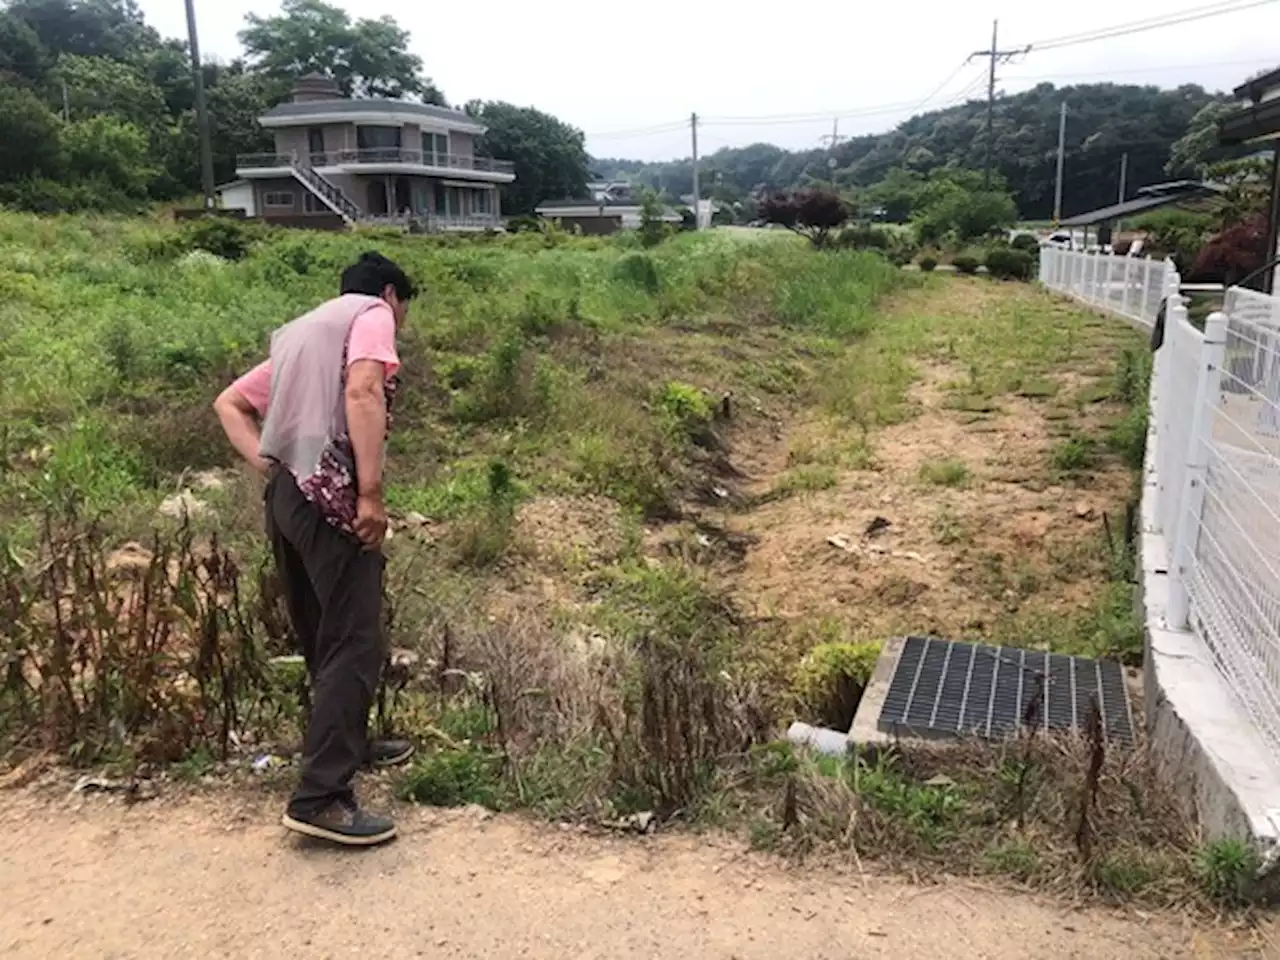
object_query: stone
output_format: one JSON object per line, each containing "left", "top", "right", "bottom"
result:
{"left": 189, "top": 470, "right": 226, "bottom": 491}
{"left": 157, "top": 490, "right": 209, "bottom": 521}
{"left": 106, "top": 542, "right": 154, "bottom": 575}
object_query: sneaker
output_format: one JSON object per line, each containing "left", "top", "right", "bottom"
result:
{"left": 282, "top": 802, "right": 397, "bottom": 846}
{"left": 369, "top": 738, "right": 415, "bottom": 768}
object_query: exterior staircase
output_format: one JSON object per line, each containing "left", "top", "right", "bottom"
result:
{"left": 290, "top": 161, "right": 360, "bottom": 224}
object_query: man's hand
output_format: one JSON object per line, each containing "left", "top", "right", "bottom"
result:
{"left": 354, "top": 493, "right": 387, "bottom": 549}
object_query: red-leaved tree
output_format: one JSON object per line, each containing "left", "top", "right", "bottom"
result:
{"left": 1191, "top": 214, "right": 1269, "bottom": 286}
{"left": 758, "top": 188, "right": 851, "bottom": 248}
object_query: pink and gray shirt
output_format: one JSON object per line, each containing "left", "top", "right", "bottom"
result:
{"left": 231, "top": 293, "right": 400, "bottom": 534}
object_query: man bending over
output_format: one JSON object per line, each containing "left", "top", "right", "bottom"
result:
{"left": 214, "top": 251, "right": 415, "bottom": 846}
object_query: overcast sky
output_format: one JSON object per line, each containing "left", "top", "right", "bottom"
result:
{"left": 138, "top": 0, "right": 1280, "bottom": 161}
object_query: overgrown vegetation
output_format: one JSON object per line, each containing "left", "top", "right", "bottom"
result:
{"left": 3, "top": 212, "right": 1240, "bottom": 910}
{"left": 721, "top": 731, "right": 1241, "bottom": 910}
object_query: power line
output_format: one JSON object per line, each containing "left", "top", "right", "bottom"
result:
{"left": 1025, "top": 0, "right": 1278, "bottom": 52}
{"left": 586, "top": 120, "right": 690, "bottom": 141}
{"left": 1002, "top": 56, "right": 1278, "bottom": 83}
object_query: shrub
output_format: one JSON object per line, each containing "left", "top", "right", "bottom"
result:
{"left": 1051, "top": 434, "right": 1096, "bottom": 472}
{"left": 836, "top": 225, "right": 891, "bottom": 250}
{"left": 1010, "top": 233, "right": 1040, "bottom": 254}
{"left": 953, "top": 255, "right": 979, "bottom": 275}
{"left": 400, "top": 744, "right": 504, "bottom": 807}
{"left": 984, "top": 247, "right": 1033, "bottom": 281}
{"left": 1132, "top": 208, "right": 1213, "bottom": 273}
{"left": 657, "top": 380, "right": 715, "bottom": 446}
{"left": 639, "top": 188, "right": 671, "bottom": 248}
{"left": 1191, "top": 213, "right": 1268, "bottom": 286}
{"left": 918, "top": 256, "right": 938, "bottom": 272}
{"left": 506, "top": 214, "right": 541, "bottom": 233}
{"left": 885, "top": 232, "right": 919, "bottom": 267}
{"left": 180, "top": 216, "right": 255, "bottom": 261}
{"left": 1194, "top": 838, "right": 1259, "bottom": 906}
{"left": 919, "top": 458, "right": 970, "bottom": 487}
{"left": 614, "top": 251, "right": 662, "bottom": 294}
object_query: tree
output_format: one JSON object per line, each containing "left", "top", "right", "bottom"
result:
{"left": 862, "top": 167, "right": 925, "bottom": 222}
{"left": 3, "top": 0, "right": 158, "bottom": 62}
{"left": 758, "top": 188, "right": 851, "bottom": 247}
{"left": 0, "top": 84, "right": 62, "bottom": 183}
{"left": 597, "top": 82, "right": 1217, "bottom": 222}
{"left": 239, "top": 0, "right": 443, "bottom": 102}
{"left": 0, "top": 10, "right": 49, "bottom": 84}
{"left": 1192, "top": 214, "right": 1269, "bottom": 286}
{"left": 1207, "top": 153, "right": 1274, "bottom": 224}
{"left": 62, "top": 114, "right": 154, "bottom": 198}
{"left": 49, "top": 54, "right": 167, "bottom": 129}
{"left": 912, "top": 169, "right": 1017, "bottom": 244}
{"left": 1166, "top": 100, "right": 1238, "bottom": 177}
{"left": 466, "top": 101, "right": 589, "bottom": 215}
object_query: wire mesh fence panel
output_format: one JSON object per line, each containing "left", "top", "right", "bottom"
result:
{"left": 1041, "top": 248, "right": 1280, "bottom": 762}
{"left": 1187, "top": 300, "right": 1280, "bottom": 757}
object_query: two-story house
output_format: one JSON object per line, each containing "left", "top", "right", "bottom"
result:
{"left": 223, "top": 74, "right": 515, "bottom": 230}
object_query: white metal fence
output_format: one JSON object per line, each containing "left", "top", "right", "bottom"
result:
{"left": 1038, "top": 247, "right": 1174, "bottom": 330}
{"left": 1041, "top": 246, "right": 1280, "bottom": 760}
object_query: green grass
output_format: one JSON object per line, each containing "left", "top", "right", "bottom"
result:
{"left": 1194, "top": 838, "right": 1259, "bottom": 906}
{"left": 771, "top": 464, "right": 839, "bottom": 498}
{"left": 918, "top": 458, "right": 971, "bottom": 488}
{"left": 0, "top": 214, "right": 904, "bottom": 538}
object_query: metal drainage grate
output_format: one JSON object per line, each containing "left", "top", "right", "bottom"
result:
{"left": 877, "top": 636, "right": 1133, "bottom": 745}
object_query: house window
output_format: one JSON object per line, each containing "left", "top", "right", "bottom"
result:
{"left": 473, "top": 190, "right": 490, "bottom": 215}
{"left": 303, "top": 192, "right": 327, "bottom": 213}
{"left": 422, "top": 132, "right": 449, "bottom": 165}
{"left": 264, "top": 191, "right": 294, "bottom": 208}
{"left": 356, "top": 125, "right": 401, "bottom": 160}
{"left": 307, "top": 126, "right": 325, "bottom": 163}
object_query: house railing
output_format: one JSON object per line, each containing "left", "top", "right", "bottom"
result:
{"left": 366, "top": 213, "right": 503, "bottom": 232}
{"left": 238, "top": 150, "right": 515, "bottom": 175}
{"left": 291, "top": 162, "right": 360, "bottom": 223}
{"left": 1041, "top": 245, "right": 1280, "bottom": 763}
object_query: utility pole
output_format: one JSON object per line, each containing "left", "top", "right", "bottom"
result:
{"left": 820, "top": 118, "right": 842, "bottom": 149}
{"left": 184, "top": 0, "right": 216, "bottom": 210}
{"left": 1115, "top": 151, "right": 1129, "bottom": 237}
{"left": 968, "top": 20, "right": 1027, "bottom": 189}
{"left": 1053, "top": 100, "right": 1066, "bottom": 225}
{"left": 690, "top": 112, "right": 700, "bottom": 231}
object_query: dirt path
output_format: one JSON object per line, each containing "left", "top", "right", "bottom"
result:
{"left": 0, "top": 793, "right": 1268, "bottom": 959}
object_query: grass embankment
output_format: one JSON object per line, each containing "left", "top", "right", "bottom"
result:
{"left": 0, "top": 214, "right": 1252, "bottom": 910}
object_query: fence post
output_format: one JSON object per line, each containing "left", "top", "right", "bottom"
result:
{"left": 1121, "top": 255, "right": 1133, "bottom": 318}
{"left": 1152, "top": 259, "right": 1176, "bottom": 328}
{"left": 1167, "top": 309, "right": 1228, "bottom": 629}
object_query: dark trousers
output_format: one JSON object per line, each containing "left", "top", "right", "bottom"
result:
{"left": 265, "top": 470, "right": 384, "bottom": 817}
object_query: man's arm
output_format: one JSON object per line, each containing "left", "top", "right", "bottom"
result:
{"left": 213, "top": 384, "right": 270, "bottom": 475}
{"left": 346, "top": 359, "right": 389, "bottom": 547}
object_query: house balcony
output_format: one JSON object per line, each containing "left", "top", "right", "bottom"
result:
{"left": 236, "top": 149, "right": 515, "bottom": 182}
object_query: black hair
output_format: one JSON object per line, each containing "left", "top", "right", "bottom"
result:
{"left": 340, "top": 251, "right": 417, "bottom": 301}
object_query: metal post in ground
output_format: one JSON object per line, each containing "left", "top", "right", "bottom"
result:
{"left": 1167, "top": 309, "right": 1228, "bottom": 629}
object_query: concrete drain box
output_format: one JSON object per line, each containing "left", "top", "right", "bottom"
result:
{"left": 864, "top": 635, "right": 1133, "bottom": 745}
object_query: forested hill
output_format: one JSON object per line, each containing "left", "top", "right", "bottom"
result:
{"left": 593, "top": 82, "right": 1223, "bottom": 220}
